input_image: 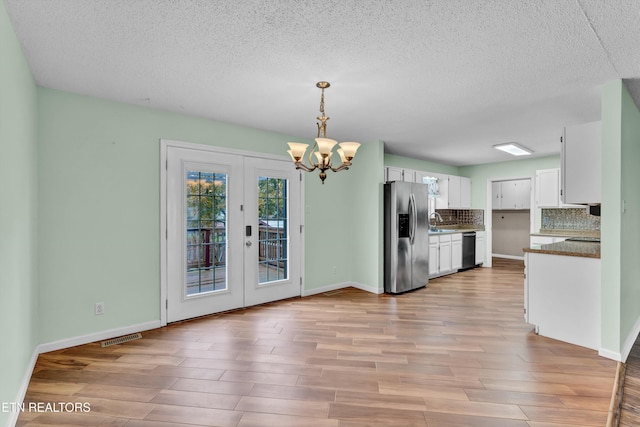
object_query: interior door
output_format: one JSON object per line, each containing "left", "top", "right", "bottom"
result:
{"left": 165, "top": 145, "right": 301, "bottom": 323}
{"left": 243, "top": 157, "right": 301, "bottom": 307}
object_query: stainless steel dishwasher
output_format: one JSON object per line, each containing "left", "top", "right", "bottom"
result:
{"left": 461, "top": 232, "right": 476, "bottom": 270}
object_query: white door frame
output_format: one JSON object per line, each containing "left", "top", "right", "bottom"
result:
{"left": 159, "top": 138, "right": 305, "bottom": 326}
{"left": 484, "top": 175, "right": 535, "bottom": 268}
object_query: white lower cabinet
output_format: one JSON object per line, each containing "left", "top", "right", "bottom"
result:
{"left": 429, "top": 236, "right": 439, "bottom": 277}
{"left": 430, "top": 233, "right": 462, "bottom": 278}
{"left": 475, "top": 231, "right": 485, "bottom": 265}
{"left": 451, "top": 234, "right": 462, "bottom": 271}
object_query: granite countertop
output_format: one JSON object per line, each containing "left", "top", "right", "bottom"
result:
{"left": 524, "top": 240, "right": 600, "bottom": 259}
{"left": 530, "top": 229, "right": 600, "bottom": 238}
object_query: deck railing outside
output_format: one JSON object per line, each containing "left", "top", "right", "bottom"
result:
{"left": 187, "top": 225, "right": 285, "bottom": 268}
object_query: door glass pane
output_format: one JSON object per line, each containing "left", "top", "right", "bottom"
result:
{"left": 257, "top": 176, "right": 288, "bottom": 284}
{"left": 186, "top": 171, "right": 227, "bottom": 295}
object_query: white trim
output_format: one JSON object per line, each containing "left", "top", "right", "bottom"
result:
{"left": 351, "top": 282, "right": 384, "bottom": 295}
{"left": 7, "top": 346, "right": 39, "bottom": 427}
{"left": 38, "top": 320, "right": 161, "bottom": 354}
{"left": 492, "top": 254, "right": 525, "bottom": 261}
{"left": 618, "top": 314, "right": 640, "bottom": 362}
{"left": 160, "top": 141, "right": 168, "bottom": 326}
{"left": 302, "top": 281, "right": 383, "bottom": 296}
{"left": 599, "top": 347, "right": 622, "bottom": 362}
{"left": 485, "top": 174, "right": 535, "bottom": 269}
{"left": 302, "top": 282, "right": 352, "bottom": 297}
{"left": 299, "top": 171, "right": 306, "bottom": 299}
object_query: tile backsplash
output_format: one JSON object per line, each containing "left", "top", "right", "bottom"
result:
{"left": 541, "top": 208, "right": 600, "bottom": 232}
{"left": 435, "top": 209, "right": 484, "bottom": 227}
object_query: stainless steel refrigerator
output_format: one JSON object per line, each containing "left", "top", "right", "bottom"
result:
{"left": 384, "top": 181, "right": 430, "bottom": 294}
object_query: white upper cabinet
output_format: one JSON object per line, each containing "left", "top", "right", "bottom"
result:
{"left": 494, "top": 179, "right": 530, "bottom": 210}
{"left": 385, "top": 167, "right": 470, "bottom": 209}
{"left": 561, "top": 120, "right": 602, "bottom": 204}
{"left": 535, "top": 168, "right": 581, "bottom": 208}
{"left": 448, "top": 176, "right": 471, "bottom": 208}
{"left": 385, "top": 167, "right": 415, "bottom": 182}
{"left": 535, "top": 169, "right": 561, "bottom": 208}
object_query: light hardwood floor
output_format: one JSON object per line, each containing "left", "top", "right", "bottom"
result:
{"left": 16, "top": 259, "right": 616, "bottom": 426}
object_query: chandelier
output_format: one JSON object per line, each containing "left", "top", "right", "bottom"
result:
{"left": 287, "top": 81, "right": 360, "bottom": 184}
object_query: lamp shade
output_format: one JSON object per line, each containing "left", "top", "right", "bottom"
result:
{"left": 338, "top": 142, "right": 360, "bottom": 159}
{"left": 336, "top": 148, "right": 347, "bottom": 164}
{"left": 315, "top": 138, "right": 337, "bottom": 156}
{"left": 287, "top": 142, "right": 309, "bottom": 160}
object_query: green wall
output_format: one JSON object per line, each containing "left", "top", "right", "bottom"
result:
{"left": 350, "top": 141, "right": 385, "bottom": 292}
{"left": 0, "top": 3, "right": 39, "bottom": 426}
{"left": 618, "top": 82, "right": 640, "bottom": 353}
{"left": 384, "top": 153, "right": 459, "bottom": 175}
{"left": 600, "top": 80, "right": 640, "bottom": 357}
{"left": 37, "top": 87, "right": 374, "bottom": 343}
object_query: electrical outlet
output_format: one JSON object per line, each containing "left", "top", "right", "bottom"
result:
{"left": 332, "top": 266, "right": 337, "bottom": 275}
{"left": 95, "top": 302, "right": 105, "bottom": 315}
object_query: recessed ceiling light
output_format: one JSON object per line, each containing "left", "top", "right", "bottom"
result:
{"left": 493, "top": 142, "right": 533, "bottom": 156}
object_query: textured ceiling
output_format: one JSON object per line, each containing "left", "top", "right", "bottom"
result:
{"left": 4, "top": 0, "right": 640, "bottom": 166}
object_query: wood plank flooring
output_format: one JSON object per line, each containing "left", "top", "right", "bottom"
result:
{"left": 16, "top": 258, "right": 616, "bottom": 426}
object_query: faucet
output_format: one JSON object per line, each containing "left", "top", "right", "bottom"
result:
{"left": 429, "top": 212, "right": 443, "bottom": 231}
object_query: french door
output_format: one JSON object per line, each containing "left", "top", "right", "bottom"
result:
{"left": 164, "top": 143, "right": 302, "bottom": 323}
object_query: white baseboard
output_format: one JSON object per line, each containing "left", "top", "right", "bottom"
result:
{"left": 7, "top": 346, "right": 39, "bottom": 427}
{"left": 492, "top": 254, "right": 525, "bottom": 261}
{"left": 38, "top": 320, "right": 162, "bottom": 354}
{"left": 599, "top": 347, "right": 622, "bottom": 362}
{"left": 302, "top": 282, "right": 352, "bottom": 297}
{"left": 620, "top": 314, "right": 640, "bottom": 362}
{"left": 598, "top": 315, "right": 640, "bottom": 362}
{"left": 351, "top": 282, "right": 383, "bottom": 294}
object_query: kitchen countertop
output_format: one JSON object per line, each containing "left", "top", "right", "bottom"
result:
{"left": 530, "top": 229, "right": 600, "bottom": 238}
{"left": 428, "top": 226, "right": 484, "bottom": 235}
{"left": 524, "top": 240, "right": 600, "bottom": 259}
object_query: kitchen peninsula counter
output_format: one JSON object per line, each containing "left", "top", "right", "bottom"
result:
{"left": 524, "top": 242, "right": 601, "bottom": 350}
{"left": 523, "top": 240, "right": 600, "bottom": 259}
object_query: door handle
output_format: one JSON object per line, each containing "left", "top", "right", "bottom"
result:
{"left": 245, "top": 241, "right": 252, "bottom": 247}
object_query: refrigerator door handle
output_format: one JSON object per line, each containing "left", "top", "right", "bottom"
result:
{"left": 409, "top": 193, "right": 416, "bottom": 245}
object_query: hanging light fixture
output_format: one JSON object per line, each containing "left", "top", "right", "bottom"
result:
{"left": 287, "top": 81, "right": 360, "bottom": 184}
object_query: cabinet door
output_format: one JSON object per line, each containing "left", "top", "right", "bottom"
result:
{"left": 429, "top": 242, "right": 439, "bottom": 276}
{"left": 439, "top": 236, "right": 452, "bottom": 273}
{"left": 385, "top": 167, "right": 404, "bottom": 182}
{"left": 517, "top": 179, "right": 531, "bottom": 209}
{"left": 475, "top": 232, "right": 485, "bottom": 265}
{"left": 500, "top": 181, "right": 519, "bottom": 209}
{"left": 451, "top": 236, "right": 462, "bottom": 271}
{"left": 561, "top": 121, "right": 601, "bottom": 204}
{"left": 492, "top": 182, "right": 502, "bottom": 210}
{"left": 436, "top": 176, "right": 449, "bottom": 209}
{"left": 535, "top": 169, "right": 560, "bottom": 208}
{"left": 460, "top": 177, "right": 471, "bottom": 208}
{"left": 402, "top": 169, "right": 416, "bottom": 182}
{"left": 448, "top": 176, "right": 461, "bottom": 208}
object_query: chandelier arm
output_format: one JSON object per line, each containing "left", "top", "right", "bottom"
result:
{"left": 295, "top": 162, "right": 316, "bottom": 173}
{"left": 331, "top": 163, "right": 350, "bottom": 173}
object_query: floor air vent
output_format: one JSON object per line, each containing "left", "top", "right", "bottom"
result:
{"left": 100, "top": 333, "right": 142, "bottom": 347}
{"left": 323, "top": 290, "right": 343, "bottom": 296}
